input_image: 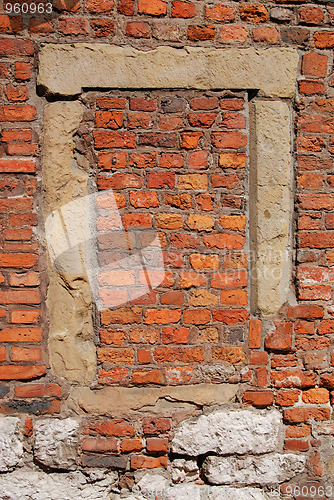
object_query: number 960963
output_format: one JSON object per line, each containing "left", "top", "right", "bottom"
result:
{"left": 4, "top": 2, "right": 53, "bottom": 14}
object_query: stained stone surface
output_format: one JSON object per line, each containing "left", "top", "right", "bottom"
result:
{"left": 202, "top": 453, "right": 306, "bottom": 486}
{"left": 0, "top": 469, "right": 118, "bottom": 500}
{"left": 0, "top": 417, "right": 23, "bottom": 472}
{"left": 172, "top": 408, "right": 281, "bottom": 456}
{"left": 34, "top": 418, "right": 80, "bottom": 469}
{"left": 38, "top": 44, "right": 298, "bottom": 98}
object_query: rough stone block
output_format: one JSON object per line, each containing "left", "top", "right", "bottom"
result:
{"left": 34, "top": 418, "right": 79, "bottom": 469}
{"left": 172, "top": 409, "right": 281, "bottom": 456}
{"left": 202, "top": 453, "right": 305, "bottom": 486}
{"left": 0, "top": 417, "right": 23, "bottom": 472}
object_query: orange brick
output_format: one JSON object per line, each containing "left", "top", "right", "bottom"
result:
{"left": 98, "top": 368, "right": 129, "bottom": 385}
{"left": 302, "top": 388, "right": 329, "bottom": 404}
{"left": 10, "top": 347, "right": 41, "bottom": 362}
{"left": 132, "top": 369, "right": 161, "bottom": 384}
{"left": 172, "top": 1, "right": 196, "bottom": 18}
{"left": 154, "top": 347, "right": 204, "bottom": 363}
{"left": 14, "top": 383, "right": 62, "bottom": 398}
{"left": 138, "top": 0, "right": 167, "bottom": 16}
{"left": 146, "top": 438, "right": 169, "bottom": 452}
{"left": 162, "top": 327, "right": 189, "bottom": 344}
{"left": 10, "top": 309, "right": 40, "bottom": 324}
{"left": 243, "top": 391, "right": 273, "bottom": 407}
{"left": 131, "top": 455, "right": 167, "bottom": 469}
{"left": 239, "top": 4, "right": 268, "bottom": 23}
{"left": 97, "top": 348, "right": 135, "bottom": 365}
{"left": 302, "top": 52, "right": 327, "bottom": 77}
{"left": 82, "top": 438, "right": 118, "bottom": 453}
{"left": 212, "top": 346, "right": 245, "bottom": 363}
{"left": 220, "top": 289, "right": 248, "bottom": 306}
{"left": 120, "top": 438, "right": 143, "bottom": 453}
{"left": 89, "top": 420, "right": 135, "bottom": 437}
{"left": 221, "top": 25, "right": 248, "bottom": 42}
{"left": 144, "top": 309, "right": 181, "bottom": 324}
{"left": 0, "top": 365, "right": 46, "bottom": 380}
{"left": 205, "top": 4, "right": 234, "bottom": 21}
{"left": 184, "top": 309, "right": 211, "bottom": 325}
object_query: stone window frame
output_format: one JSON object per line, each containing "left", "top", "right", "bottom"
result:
{"left": 39, "top": 44, "right": 298, "bottom": 397}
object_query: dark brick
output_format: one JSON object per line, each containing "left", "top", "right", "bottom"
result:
{"left": 81, "top": 454, "right": 128, "bottom": 469}
{"left": 161, "top": 97, "right": 186, "bottom": 113}
{"left": 281, "top": 27, "right": 309, "bottom": 45}
{"left": 0, "top": 385, "right": 9, "bottom": 398}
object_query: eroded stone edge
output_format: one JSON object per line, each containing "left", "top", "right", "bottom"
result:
{"left": 43, "top": 102, "right": 97, "bottom": 385}
{"left": 38, "top": 44, "right": 298, "bottom": 98}
{"left": 67, "top": 383, "right": 239, "bottom": 417}
{"left": 250, "top": 100, "right": 293, "bottom": 315}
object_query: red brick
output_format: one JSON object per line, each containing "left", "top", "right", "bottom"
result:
{"left": 120, "top": 438, "right": 143, "bottom": 453}
{"left": 243, "top": 391, "right": 273, "bottom": 407}
{"left": 52, "top": 0, "right": 80, "bottom": 10}
{"left": 220, "top": 289, "right": 247, "bottom": 306}
{"left": 211, "top": 270, "right": 248, "bottom": 288}
{"left": 286, "top": 425, "right": 311, "bottom": 439}
{"left": 138, "top": 0, "right": 167, "bottom": 16}
{"left": 239, "top": 4, "right": 268, "bottom": 23}
{"left": 275, "top": 389, "right": 301, "bottom": 407}
{"left": 10, "top": 347, "right": 41, "bottom": 362}
{"left": 137, "top": 349, "right": 151, "bottom": 363}
{"left": 131, "top": 455, "right": 167, "bottom": 469}
{"left": 187, "top": 25, "right": 216, "bottom": 41}
{"left": 288, "top": 305, "right": 323, "bottom": 319}
{"left": 171, "top": 233, "right": 199, "bottom": 249}
{"left": 302, "top": 52, "right": 327, "bottom": 77}
{"left": 85, "top": 0, "right": 114, "bottom": 12}
{"left": 221, "top": 25, "right": 248, "bottom": 42}
{"left": 97, "top": 173, "right": 142, "bottom": 190}
{"left": 0, "top": 62, "right": 10, "bottom": 79}
{"left": 14, "top": 383, "right": 62, "bottom": 398}
{"left": 271, "top": 370, "right": 316, "bottom": 389}
{"left": 146, "top": 437, "right": 168, "bottom": 452}
{"left": 0, "top": 105, "right": 36, "bottom": 122}
{"left": 271, "top": 354, "right": 297, "bottom": 368}
{"left": 172, "top": 1, "right": 196, "bottom": 18}
{"left": 154, "top": 346, "right": 204, "bottom": 363}
{"left": 2, "top": 128, "right": 32, "bottom": 143}
{"left": 59, "top": 17, "right": 88, "bottom": 35}
{"left": 296, "top": 136, "right": 324, "bottom": 152}
{"left": 204, "top": 233, "right": 245, "bottom": 250}
{"left": 82, "top": 438, "right": 118, "bottom": 453}
{"left": 0, "top": 366, "right": 46, "bottom": 380}
{"left": 297, "top": 157, "right": 332, "bottom": 172}
{"left": 297, "top": 266, "right": 334, "bottom": 284}
{"left": 295, "top": 337, "right": 329, "bottom": 351}
{"left": 89, "top": 420, "right": 135, "bottom": 437}
{"left": 98, "top": 368, "right": 129, "bottom": 385}
{"left": 0, "top": 159, "right": 35, "bottom": 173}
{"left": 252, "top": 27, "right": 279, "bottom": 44}
{"left": 299, "top": 6, "right": 324, "bottom": 25}
{"left": 118, "top": 0, "right": 134, "bottom": 15}
{"left": 180, "top": 132, "right": 203, "bottom": 149}
{"left": 302, "top": 388, "right": 329, "bottom": 404}
{"left": 144, "top": 309, "right": 181, "bottom": 324}
{"left": 97, "top": 347, "right": 135, "bottom": 364}
{"left": 0, "top": 347, "right": 6, "bottom": 362}
{"left": 95, "top": 110, "right": 123, "bottom": 129}
{"left": 211, "top": 131, "right": 247, "bottom": 149}
{"left": 91, "top": 18, "right": 116, "bottom": 37}
{"left": 264, "top": 322, "right": 293, "bottom": 351}
{"left": 0, "top": 290, "right": 40, "bottom": 304}
{"left": 28, "top": 18, "right": 53, "bottom": 34}
{"left": 13, "top": 62, "right": 31, "bottom": 80}
{"left": 132, "top": 370, "right": 161, "bottom": 384}
{"left": 212, "top": 308, "right": 249, "bottom": 324}
{"left": 142, "top": 417, "right": 171, "bottom": 435}
{"left": 129, "top": 191, "right": 159, "bottom": 208}
{"left": 162, "top": 327, "right": 189, "bottom": 343}
{"left": 190, "top": 97, "right": 219, "bottom": 110}
{"left": 284, "top": 407, "right": 330, "bottom": 424}
{"left": 205, "top": 4, "right": 234, "bottom": 22}
{"left": 184, "top": 309, "right": 211, "bottom": 325}
{"left": 10, "top": 309, "right": 40, "bottom": 323}
{"left": 249, "top": 351, "right": 268, "bottom": 365}
{"left": 93, "top": 131, "right": 135, "bottom": 149}
{"left": 159, "top": 114, "right": 184, "bottom": 131}
{"left": 24, "top": 417, "right": 33, "bottom": 437}
{"left": 130, "top": 98, "right": 157, "bottom": 111}
{"left": 5, "top": 84, "right": 28, "bottom": 102}
{"left": 298, "top": 286, "right": 331, "bottom": 301}
{"left": 284, "top": 439, "right": 309, "bottom": 452}
{"left": 0, "top": 39, "right": 34, "bottom": 56}
{"left": 314, "top": 32, "right": 334, "bottom": 49}
{"left": 212, "top": 346, "right": 245, "bottom": 363}
{"left": 137, "top": 132, "right": 177, "bottom": 148}
{"left": 160, "top": 153, "right": 184, "bottom": 169}
{"left": 147, "top": 172, "right": 175, "bottom": 189}
{"left": 126, "top": 21, "right": 151, "bottom": 38}
{"left": 249, "top": 318, "right": 261, "bottom": 349}
{"left": 299, "top": 80, "right": 324, "bottom": 95}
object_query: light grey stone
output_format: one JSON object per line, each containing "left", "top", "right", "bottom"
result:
{"left": 34, "top": 418, "right": 79, "bottom": 469}
{"left": 209, "top": 487, "right": 269, "bottom": 499}
{"left": 38, "top": 44, "right": 298, "bottom": 98}
{"left": 0, "top": 417, "right": 23, "bottom": 472}
{"left": 270, "top": 7, "right": 294, "bottom": 21}
{"left": 170, "top": 459, "right": 199, "bottom": 483}
{"left": 172, "top": 409, "right": 281, "bottom": 456}
{"left": 250, "top": 100, "right": 293, "bottom": 315}
{"left": 202, "top": 453, "right": 306, "bottom": 486}
{"left": 200, "top": 363, "right": 236, "bottom": 381}
{"left": 0, "top": 469, "right": 117, "bottom": 500}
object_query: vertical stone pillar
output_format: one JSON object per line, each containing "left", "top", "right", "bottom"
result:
{"left": 250, "top": 100, "right": 294, "bottom": 315}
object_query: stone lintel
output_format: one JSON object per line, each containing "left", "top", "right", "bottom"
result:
{"left": 67, "top": 383, "right": 239, "bottom": 417}
{"left": 38, "top": 44, "right": 298, "bottom": 98}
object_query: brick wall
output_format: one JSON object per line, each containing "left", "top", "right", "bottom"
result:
{"left": 1, "top": 0, "right": 334, "bottom": 494}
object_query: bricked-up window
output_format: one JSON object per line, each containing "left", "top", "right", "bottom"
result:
{"left": 74, "top": 90, "right": 250, "bottom": 386}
